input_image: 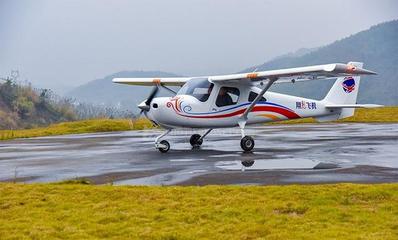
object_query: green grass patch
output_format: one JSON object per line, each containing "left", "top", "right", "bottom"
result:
{"left": 0, "top": 118, "right": 154, "bottom": 141}
{"left": 268, "top": 106, "right": 398, "bottom": 124}
{"left": 0, "top": 183, "right": 397, "bottom": 239}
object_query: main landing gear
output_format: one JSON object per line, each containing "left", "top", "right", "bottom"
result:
{"left": 238, "top": 120, "right": 254, "bottom": 152}
{"left": 190, "top": 129, "right": 212, "bottom": 148}
{"left": 189, "top": 134, "right": 203, "bottom": 147}
{"left": 240, "top": 136, "right": 255, "bottom": 152}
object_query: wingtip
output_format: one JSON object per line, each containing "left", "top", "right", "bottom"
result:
{"left": 352, "top": 66, "right": 377, "bottom": 75}
{"left": 366, "top": 104, "right": 384, "bottom": 108}
{"left": 362, "top": 69, "right": 377, "bottom": 75}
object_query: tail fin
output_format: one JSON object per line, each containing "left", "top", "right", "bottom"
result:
{"left": 318, "top": 62, "right": 363, "bottom": 121}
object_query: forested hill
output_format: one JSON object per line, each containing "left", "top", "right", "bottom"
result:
{"left": 0, "top": 80, "right": 76, "bottom": 129}
{"left": 243, "top": 20, "right": 398, "bottom": 105}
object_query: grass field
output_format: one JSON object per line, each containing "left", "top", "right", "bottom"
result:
{"left": 268, "top": 106, "right": 398, "bottom": 124}
{"left": 1, "top": 107, "right": 397, "bottom": 141}
{"left": 0, "top": 118, "right": 154, "bottom": 141}
{"left": 0, "top": 183, "right": 397, "bottom": 239}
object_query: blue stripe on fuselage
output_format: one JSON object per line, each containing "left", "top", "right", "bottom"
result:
{"left": 181, "top": 101, "right": 292, "bottom": 115}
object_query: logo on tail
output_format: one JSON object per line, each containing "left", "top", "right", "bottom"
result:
{"left": 342, "top": 77, "right": 355, "bottom": 93}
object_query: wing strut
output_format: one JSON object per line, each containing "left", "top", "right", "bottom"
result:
{"left": 241, "top": 78, "right": 276, "bottom": 121}
{"left": 160, "top": 84, "right": 177, "bottom": 94}
{"left": 238, "top": 78, "right": 277, "bottom": 138}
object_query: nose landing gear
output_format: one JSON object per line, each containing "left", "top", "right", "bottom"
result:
{"left": 155, "top": 129, "right": 172, "bottom": 153}
{"left": 158, "top": 140, "right": 170, "bottom": 153}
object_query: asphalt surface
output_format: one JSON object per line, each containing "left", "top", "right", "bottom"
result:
{"left": 0, "top": 123, "right": 397, "bottom": 185}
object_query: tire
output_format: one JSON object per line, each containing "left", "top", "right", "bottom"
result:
{"left": 189, "top": 134, "right": 203, "bottom": 147}
{"left": 240, "top": 136, "right": 255, "bottom": 152}
{"left": 158, "top": 140, "right": 170, "bottom": 153}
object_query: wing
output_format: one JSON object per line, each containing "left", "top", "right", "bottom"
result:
{"left": 112, "top": 77, "right": 191, "bottom": 86}
{"left": 112, "top": 62, "right": 376, "bottom": 86}
{"left": 209, "top": 62, "right": 376, "bottom": 84}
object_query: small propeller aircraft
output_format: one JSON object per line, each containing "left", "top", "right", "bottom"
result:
{"left": 113, "top": 62, "right": 380, "bottom": 153}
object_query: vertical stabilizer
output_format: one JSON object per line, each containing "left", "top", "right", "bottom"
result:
{"left": 319, "top": 62, "right": 363, "bottom": 121}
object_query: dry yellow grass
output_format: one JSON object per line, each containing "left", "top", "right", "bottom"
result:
{"left": 0, "top": 183, "right": 397, "bottom": 239}
{"left": 0, "top": 118, "right": 154, "bottom": 141}
{"left": 268, "top": 106, "right": 398, "bottom": 124}
{"left": 341, "top": 107, "right": 398, "bottom": 122}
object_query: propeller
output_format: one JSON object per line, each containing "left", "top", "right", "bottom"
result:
{"left": 138, "top": 86, "right": 159, "bottom": 115}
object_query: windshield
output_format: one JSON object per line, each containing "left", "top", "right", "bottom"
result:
{"left": 177, "top": 78, "right": 214, "bottom": 102}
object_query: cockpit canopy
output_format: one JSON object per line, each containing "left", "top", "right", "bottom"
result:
{"left": 177, "top": 78, "right": 214, "bottom": 102}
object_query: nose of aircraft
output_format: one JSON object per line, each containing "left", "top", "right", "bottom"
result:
{"left": 138, "top": 100, "right": 150, "bottom": 112}
{"left": 137, "top": 97, "right": 170, "bottom": 125}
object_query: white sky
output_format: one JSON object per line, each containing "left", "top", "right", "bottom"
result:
{"left": 1, "top": 0, "right": 398, "bottom": 90}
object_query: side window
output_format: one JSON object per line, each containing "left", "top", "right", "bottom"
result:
{"left": 216, "top": 87, "right": 240, "bottom": 107}
{"left": 248, "top": 91, "right": 266, "bottom": 102}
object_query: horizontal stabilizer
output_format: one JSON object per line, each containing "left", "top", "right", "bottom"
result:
{"left": 325, "top": 104, "right": 383, "bottom": 109}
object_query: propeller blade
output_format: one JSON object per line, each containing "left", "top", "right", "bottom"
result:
{"left": 139, "top": 110, "right": 146, "bottom": 119}
{"left": 145, "top": 86, "right": 159, "bottom": 106}
{"left": 137, "top": 85, "right": 159, "bottom": 114}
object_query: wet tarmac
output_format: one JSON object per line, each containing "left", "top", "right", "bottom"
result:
{"left": 0, "top": 123, "right": 397, "bottom": 185}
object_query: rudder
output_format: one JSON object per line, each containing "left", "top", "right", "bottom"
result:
{"left": 320, "top": 62, "right": 363, "bottom": 120}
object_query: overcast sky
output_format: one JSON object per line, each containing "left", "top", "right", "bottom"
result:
{"left": 1, "top": 0, "right": 398, "bottom": 91}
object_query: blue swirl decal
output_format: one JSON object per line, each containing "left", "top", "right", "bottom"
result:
{"left": 183, "top": 105, "right": 192, "bottom": 113}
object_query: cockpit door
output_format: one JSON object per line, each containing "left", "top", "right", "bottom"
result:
{"left": 210, "top": 84, "right": 244, "bottom": 112}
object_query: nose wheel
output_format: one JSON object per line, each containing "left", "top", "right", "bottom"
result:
{"left": 155, "top": 129, "right": 172, "bottom": 153}
{"left": 157, "top": 140, "right": 170, "bottom": 153}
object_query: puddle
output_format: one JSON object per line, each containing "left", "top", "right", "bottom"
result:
{"left": 215, "top": 159, "right": 321, "bottom": 171}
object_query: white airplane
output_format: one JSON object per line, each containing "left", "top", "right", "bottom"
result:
{"left": 113, "top": 62, "right": 380, "bottom": 153}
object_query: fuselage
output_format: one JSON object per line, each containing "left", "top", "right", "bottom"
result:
{"left": 145, "top": 82, "right": 335, "bottom": 129}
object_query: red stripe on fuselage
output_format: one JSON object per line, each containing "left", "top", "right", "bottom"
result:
{"left": 177, "top": 106, "right": 300, "bottom": 119}
{"left": 253, "top": 106, "right": 300, "bottom": 119}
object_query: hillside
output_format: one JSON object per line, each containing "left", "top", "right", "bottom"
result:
{"left": 244, "top": 20, "right": 398, "bottom": 105}
{"left": 0, "top": 80, "right": 76, "bottom": 129}
{"left": 67, "top": 71, "right": 181, "bottom": 113}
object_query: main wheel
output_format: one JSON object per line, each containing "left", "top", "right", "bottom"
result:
{"left": 158, "top": 140, "right": 170, "bottom": 153}
{"left": 189, "top": 134, "right": 203, "bottom": 147}
{"left": 240, "top": 136, "right": 255, "bottom": 152}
